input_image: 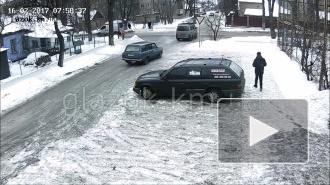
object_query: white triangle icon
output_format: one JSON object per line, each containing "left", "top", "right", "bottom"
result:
{"left": 249, "top": 116, "right": 279, "bottom": 146}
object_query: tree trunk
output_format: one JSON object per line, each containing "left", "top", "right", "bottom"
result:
{"left": 84, "top": 0, "right": 92, "bottom": 41}
{"left": 314, "top": 0, "right": 320, "bottom": 32}
{"left": 268, "top": 0, "right": 276, "bottom": 39}
{"left": 108, "top": 0, "right": 115, "bottom": 46}
{"left": 300, "top": 33, "right": 306, "bottom": 72}
{"left": 319, "top": 41, "right": 328, "bottom": 90}
{"left": 54, "top": 21, "right": 64, "bottom": 67}
{"left": 262, "top": 0, "right": 265, "bottom": 30}
{"left": 0, "top": 34, "right": 3, "bottom": 47}
{"left": 304, "top": 41, "right": 310, "bottom": 80}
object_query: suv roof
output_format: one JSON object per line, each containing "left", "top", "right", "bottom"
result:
{"left": 178, "top": 22, "right": 195, "bottom": 25}
{"left": 131, "top": 41, "right": 152, "bottom": 45}
{"left": 174, "top": 58, "right": 234, "bottom": 67}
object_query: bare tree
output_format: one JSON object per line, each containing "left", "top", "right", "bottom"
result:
{"left": 0, "top": 8, "right": 12, "bottom": 47}
{"left": 220, "top": 0, "right": 238, "bottom": 15}
{"left": 185, "top": 0, "right": 195, "bottom": 16}
{"left": 294, "top": 28, "right": 313, "bottom": 80}
{"left": 17, "top": 0, "right": 72, "bottom": 67}
{"left": 107, "top": 0, "right": 115, "bottom": 45}
{"left": 83, "top": 0, "right": 93, "bottom": 41}
{"left": 204, "top": 13, "right": 223, "bottom": 40}
{"left": 278, "top": 0, "right": 329, "bottom": 90}
{"left": 116, "top": 0, "right": 134, "bottom": 29}
{"left": 155, "top": 0, "right": 176, "bottom": 25}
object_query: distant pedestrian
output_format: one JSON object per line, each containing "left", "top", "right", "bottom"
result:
{"left": 253, "top": 52, "right": 267, "bottom": 91}
{"left": 121, "top": 29, "right": 125, "bottom": 40}
{"left": 148, "top": 21, "right": 151, "bottom": 29}
{"left": 128, "top": 23, "right": 131, "bottom": 30}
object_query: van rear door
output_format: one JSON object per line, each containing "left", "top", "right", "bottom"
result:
{"left": 228, "top": 62, "right": 245, "bottom": 91}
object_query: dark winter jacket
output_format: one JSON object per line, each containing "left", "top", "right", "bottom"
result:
{"left": 253, "top": 56, "right": 267, "bottom": 74}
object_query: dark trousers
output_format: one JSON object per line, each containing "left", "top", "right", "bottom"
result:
{"left": 255, "top": 73, "right": 263, "bottom": 89}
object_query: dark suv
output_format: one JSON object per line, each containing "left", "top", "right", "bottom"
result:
{"left": 133, "top": 58, "right": 245, "bottom": 102}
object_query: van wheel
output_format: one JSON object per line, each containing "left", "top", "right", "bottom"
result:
{"left": 143, "top": 57, "right": 149, "bottom": 65}
{"left": 207, "top": 88, "right": 221, "bottom": 103}
{"left": 189, "top": 35, "right": 193, "bottom": 41}
{"left": 141, "top": 87, "right": 154, "bottom": 100}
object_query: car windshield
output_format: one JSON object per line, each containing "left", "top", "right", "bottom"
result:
{"left": 125, "top": 45, "right": 140, "bottom": 52}
{"left": 162, "top": 63, "right": 179, "bottom": 77}
{"left": 160, "top": 70, "right": 167, "bottom": 77}
{"left": 177, "top": 26, "right": 189, "bottom": 31}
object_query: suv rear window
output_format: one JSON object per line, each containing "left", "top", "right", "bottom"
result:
{"left": 229, "top": 62, "right": 243, "bottom": 77}
{"left": 177, "top": 26, "right": 189, "bottom": 31}
{"left": 125, "top": 45, "right": 140, "bottom": 52}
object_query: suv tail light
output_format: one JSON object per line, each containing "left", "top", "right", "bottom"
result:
{"left": 237, "top": 82, "right": 242, "bottom": 90}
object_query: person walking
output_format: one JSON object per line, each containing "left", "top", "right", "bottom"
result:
{"left": 121, "top": 29, "right": 125, "bottom": 40}
{"left": 253, "top": 52, "right": 267, "bottom": 91}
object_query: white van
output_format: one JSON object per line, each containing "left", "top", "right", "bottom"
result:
{"left": 97, "top": 20, "right": 124, "bottom": 36}
{"left": 176, "top": 23, "right": 198, "bottom": 41}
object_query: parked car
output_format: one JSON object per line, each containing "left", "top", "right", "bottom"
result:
{"left": 122, "top": 41, "right": 163, "bottom": 65}
{"left": 133, "top": 58, "right": 245, "bottom": 103}
{"left": 176, "top": 23, "right": 198, "bottom": 41}
{"left": 97, "top": 20, "right": 123, "bottom": 36}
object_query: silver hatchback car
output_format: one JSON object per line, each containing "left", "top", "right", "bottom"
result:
{"left": 176, "top": 23, "right": 198, "bottom": 41}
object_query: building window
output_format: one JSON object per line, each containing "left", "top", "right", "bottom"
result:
{"left": 47, "top": 39, "right": 51, "bottom": 47}
{"left": 32, "top": 40, "right": 39, "bottom": 48}
{"left": 22, "top": 36, "right": 28, "bottom": 50}
{"left": 55, "top": 38, "right": 59, "bottom": 46}
{"left": 67, "top": 36, "right": 71, "bottom": 42}
{"left": 10, "top": 39, "right": 16, "bottom": 53}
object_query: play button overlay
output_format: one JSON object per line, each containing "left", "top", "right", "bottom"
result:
{"left": 249, "top": 116, "right": 279, "bottom": 146}
{"left": 217, "top": 99, "right": 308, "bottom": 163}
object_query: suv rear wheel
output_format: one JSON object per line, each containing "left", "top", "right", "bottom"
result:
{"left": 125, "top": 60, "right": 132, "bottom": 65}
{"left": 207, "top": 88, "right": 221, "bottom": 103}
{"left": 141, "top": 87, "right": 154, "bottom": 100}
{"left": 143, "top": 57, "right": 149, "bottom": 65}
